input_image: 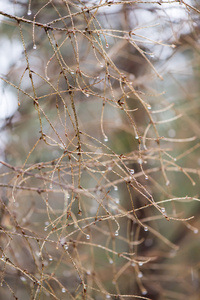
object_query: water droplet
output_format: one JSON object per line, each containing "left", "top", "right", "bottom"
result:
{"left": 109, "top": 258, "right": 113, "bottom": 264}
{"left": 64, "top": 244, "right": 69, "bottom": 250}
{"left": 46, "top": 76, "right": 50, "bottom": 81}
{"left": 135, "top": 135, "right": 139, "bottom": 140}
{"left": 100, "top": 64, "right": 104, "bottom": 68}
{"left": 108, "top": 166, "right": 112, "bottom": 171}
{"left": 33, "top": 44, "right": 37, "bottom": 50}
{"left": 129, "top": 169, "right": 135, "bottom": 175}
{"left": 161, "top": 207, "right": 165, "bottom": 213}
{"left": 168, "top": 129, "right": 176, "bottom": 138}
{"left": 142, "top": 289, "right": 148, "bottom": 295}
{"left": 106, "top": 295, "right": 111, "bottom": 299}
{"left": 150, "top": 53, "right": 154, "bottom": 58}
{"left": 86, "top": 270, "right": 91, "bottom": 275}
{"left": 166, "top": 180, "right": 170, "bottom": 186}
{"left": 137, "top": 158, "right": 143, "bottom": 164}
{"left": 171, "top": 44, "right": 176, "bottom": 48}
{"left": 144, "top": 227, "right": 148, "bottom": 232}
{"left": 27, "top": 9, "right": 32, "bottom": 15}
{"left": 126, "top": 95, "right": 130, "bottom": 98}
{"left": 44, "top": 227, "right": 47, "bottom": 231}
{"left": 49, "top": 256, "right": 53, "bottom": 261}
{"left": 115, "top": 231, "right": 119, "bottom": 236}
{"left": 138, "top": 272, "right": 143, "bottom": 278}
{"left": 70, "top": 71, "right": 74, "bottom": 74}
{"left": 86, "top": 234, "right": 90, "bottom": 240}
{"left": 86, "top": 94, "right": 89, "bottom": 97}
{"left": 106, "top": 43, "right": 109, "bottom": 48}
{"left": 36, "top": 251, "right": 40, "bottom": 257}
{"left": 104, "top": 136, "right": 108, "bottom": 142}
{"left": 139, "top": 262, "right": 144, "bottom": 266}
{"left": 115, "top": 198, "right": 120, "bottom": 204}
{"left": 194, "top": 229, "right": 198, "bottom": 234}
{"left": 145, "top": 175, "right": 148, "bottom": 180}
{"left": 131, "top": 262, "right": 136, "bottom": 267}
{"left": 62, "top": 288, "right": 66, "bottom": 293}
{"left": 169, "top": 249, "right": 177, "bottom": 257}
{"left": 147, "top": 104, "right": 151, "bottom": 110}
{"left": 114, "top": 186, "right": 118, "bottom": 191}
{"left": 20, "top": 276, "right": 26, "bottom": 282}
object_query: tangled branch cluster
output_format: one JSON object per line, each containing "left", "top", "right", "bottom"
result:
{"left": 0, "top": 1, "right": 200, "bottom": 299}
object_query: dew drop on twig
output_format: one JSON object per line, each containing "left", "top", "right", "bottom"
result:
{"left": 109, "top": 258, "right": 113, "bottom": 264}
{"left": 166, "top": 180, "right": 170, "bottom": 186}
{"left": 104, "top": 136, "right": 108, "bottom": 142}
{"left": 138, "top": 272, "right": 143, "bottom": 278}
{"left": 115, "top": 198, "right": 120, "bottom": 204}
{"left": 86, "top": 270, "right": 91, "bottom": 275}
{"left": 20, "top": 276, "right": 27, "bottom": 282}
{"left": 147, "top": 104, "right": 151, "bottom": 110}
{"left": 27, "top": 9, "right": 32, "bottom": 15}
{"left": 33, "top": 44, "right": 37, "bottom": 50}
{"left": 142, "top": 289, "right": 148, "bottom": 295}
{"left": 64, "top": 244, "right": 69, "bottom": 250}
{"left": 86, "top": 234, "right": 90, "bottom": 240}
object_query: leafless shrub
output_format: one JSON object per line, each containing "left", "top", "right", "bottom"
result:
{"left": 0, "top": 1, "right": 200, "bottom": 299}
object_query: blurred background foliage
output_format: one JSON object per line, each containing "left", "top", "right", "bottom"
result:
{"left": 0, "top": 0, "right": 200, "bottom": 299}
